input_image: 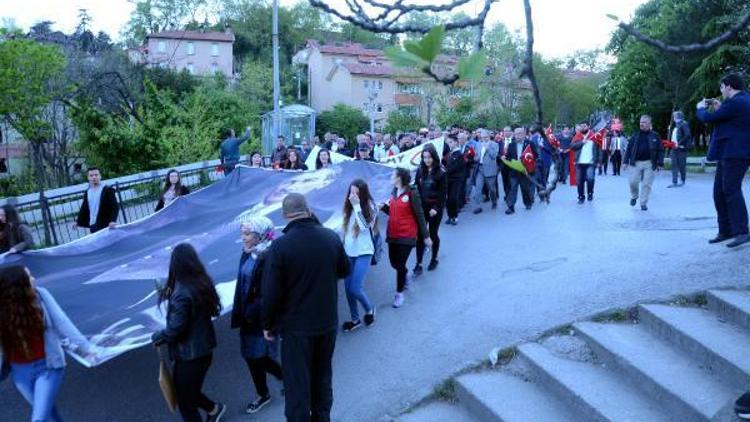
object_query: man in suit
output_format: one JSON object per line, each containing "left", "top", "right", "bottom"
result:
{"left": 504, "top": 127, "right": 539, "bottom": 214}
{"left": 472, "top": 129, "right": 499, "bottom": 214}
{"left": 697, "top": 74, "right": 750, "bottom": 248}
{"left": 668, "top": 111, "right": 693, "bottom": 188}
{"left": 75, "top": 167, "right": 119, "bottom": 233}
{"left": 499, "top": 126, "right": 514, "bottom": 201}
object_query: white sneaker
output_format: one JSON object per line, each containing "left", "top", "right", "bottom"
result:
{"left": 392, "top": 293, "right": 404, "bottom": 308}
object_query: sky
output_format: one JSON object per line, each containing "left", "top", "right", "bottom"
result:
{"left": 1, "top": 0, "right": 646, "bottom": 59}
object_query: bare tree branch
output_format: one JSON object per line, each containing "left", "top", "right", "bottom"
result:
{"left": 307, "top": 0, "right": 493, "bottom": 35}
{"left": 616, "top": 7, "right": 750, "bottom": 53}
{"left": 518, "top": 0, "right": 543, "bottom": 125}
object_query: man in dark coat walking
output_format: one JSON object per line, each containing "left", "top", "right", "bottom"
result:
{"left": 262, "top": 193, "right": 351, "bottom": 421}
{"left": 75, "top": 167, "right": 119, "bottom": 233}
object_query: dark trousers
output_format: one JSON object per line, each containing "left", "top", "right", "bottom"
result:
{"left": 611, "top": 151, "right": 623, "bottom": 175}
{"left": 671, "top": 149, "right": 688, "bottom": 184}
{"left": 599, "top": 151, "right": 610, "bottom": 174}
{"left": 507, "top": 174, "right": 533, "bottom": 208}
{"left": 388, "top": 243, "right": 414, "bottom": 292}
{"left": 714, "top": 159, "right": 750, "bottom": 237}
{"left": 559, "top": 153, "right": 570, "bottom": 182}
{"left": 173, "top": 354, "right": 215, "bottom": 422}
{"left": 416, "top": 207, "right": 442, "bottom": 264}
{"left": 446, "top": 180, "right": 462, "bottom": 219}
{"left": 576, "top": 164, "right": 596, "bottom": 199}
{"left": 500, "top": 167, "right": 511, "bottom": 200}
{"left": 222, "top": 160, "right": 238, "bottom": 175}
{"left": 246, "top": 356, "right": 283, "bottom": 398}
{"left": 281, "top": 331, "right": 336, "bottom": 422}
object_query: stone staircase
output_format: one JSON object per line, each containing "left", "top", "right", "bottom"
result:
{"left": 398, "top": 289, "right": 750, "bottom": 422}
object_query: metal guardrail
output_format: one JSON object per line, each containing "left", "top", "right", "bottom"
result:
{"left": 1, "top": 158, "right": 259, "bottom": 247}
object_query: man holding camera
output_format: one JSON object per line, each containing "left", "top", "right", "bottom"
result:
{"left": 697, "top": 74, "right": 750, "bottom": 248}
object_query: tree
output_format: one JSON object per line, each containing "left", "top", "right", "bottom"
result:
{"left": 384, "top": 109, "right": 425, "bottom": 134}
{"left": 122, "top": 0, "right": 210, "bottom": 47}
{"left": 316, "top": 104, "right": 369, "bottom": 145}
{"left": 603, "top": 0, "right": 750, "bottom": 134}
{"left": 0, "top": 39, "right": 67, "bottom": 190}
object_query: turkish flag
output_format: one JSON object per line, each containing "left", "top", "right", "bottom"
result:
{"left": 545, "top": 124, "right": 560, "bottom": 149}
{"left": 569, "top": 150, "right": 576, "bottom": 186}
{"left": 522, "top": 144, "right": 536, "bottom": 173}
{"left": 662, "top": 139, "right": 677, "bottom": 149}
{"left": 592, "top": 128, "right": 607, "bottom": 148}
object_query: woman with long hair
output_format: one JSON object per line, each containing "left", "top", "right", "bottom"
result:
{"left": 316, "top": 149, "right": 333, "bottom": 169}
{"left": 152, "top": 243, "right": 225, "bottom": 422}
{"left": 0, "top": 204, "right": 33, "bottom": 254}
{"left": 0, "top": 265, "right": 94, "bottom": 421}
{"left": 414, "top": 146, "right": 447, "bottom": 274}
{"left": 230, "top": 216, "right": 283, "bottom": 414}
{"left": 380, "top": 168, "right": 430, "bottom": 308}
{"left": 248, "top": 151, "right": 265, "bottom": 168}
{"left": 283, "top": 149, "right": 308, "bottom": 171}
{"left": 340, "top": 179, "right": 377, "bottom": 331}
{"left": 155, "top": 170, "right": 190, "bottom": 211}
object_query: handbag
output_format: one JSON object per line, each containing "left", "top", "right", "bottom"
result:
{"left": 368, "top": 211, "right": 383, "bottom": 266}
{"left": 157, "top": 345, "right": 178, "bottom": 412}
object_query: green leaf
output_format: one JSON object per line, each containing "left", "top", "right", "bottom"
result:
{"left": 403, "top": 40, "right": 424, "bottom": 59}
{"left": 501, "top": 158, "right": 527, "bottom": 175}
{"left": 605, "top": 14, "right": 619, "bottom": 21}
{"left": 416, "top": 25, "right": 445, "bottom": 62}
{"left": 457, "top": 51, "right": 487, "bottom": 82}
{"left": 384, "top": 46, "right": 428, "bottom": 68}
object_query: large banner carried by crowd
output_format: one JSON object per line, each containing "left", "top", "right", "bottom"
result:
{"left": 0, "top": 161, "right": 395, "bottom": 367}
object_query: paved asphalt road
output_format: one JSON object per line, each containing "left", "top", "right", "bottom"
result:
{"left": 4, "top": 170, "right": 750, "bottom": 422}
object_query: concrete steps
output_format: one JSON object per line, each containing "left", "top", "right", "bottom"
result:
{"left": 399, "top": 288, "right": 750, "bottom": 422}
{"left": 574, "top": 321, "right": 736, "bottom": 421}
{"left": 708, "top": 289, "right": 750, "bottom": 330}
{"left": 454, "top": 372, "right": 578, "bottom": 422}
{"left": 639, "top": 303, "right": 750, "bottom": 390}
{"left": 518, "top": 343, "right": 670, "bottom": 421}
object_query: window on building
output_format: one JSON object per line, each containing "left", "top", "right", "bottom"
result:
{"left": 187, "top": 42, "right": 195, "bottom": 55}
{"left": 363, "top": 102, "right": 369, "bottom": 110}
{"left": 211, "top": 63, "right": 219, "bottom": 73}
{"left": 377, "top": 104, "right": 383, "bottom": 113}
{"left": 212, "top": 43, "right": 219, "bottom": 57}
{"left": 187, "top": 63, "right": 195, "bottom": 74}
{"left": 0, "top": 158, "right": 7, "bottom": 173}
{"left": 378, "top": 81, "right": 383, "bottom": 90}
{"left": 364, "top": 80, "right": 369, "bottom": 88}
{"left": 158, "top": 41, "right": 166, "bottom": 53}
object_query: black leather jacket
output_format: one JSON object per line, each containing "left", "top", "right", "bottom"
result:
{"left": 152, "top": 283, "right": 217, "bottom": 361}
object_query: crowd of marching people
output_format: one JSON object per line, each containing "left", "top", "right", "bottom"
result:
{"left": 6, "top": 72, "right": 750, "bottom": 422}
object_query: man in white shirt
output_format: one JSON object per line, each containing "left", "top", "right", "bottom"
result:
{"left": 570, "top": 121, "right": 601, "bottom": 204}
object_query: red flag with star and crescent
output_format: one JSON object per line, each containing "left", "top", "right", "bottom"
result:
{"left": 521, "top": 144, "right": 536, "bottom": 173}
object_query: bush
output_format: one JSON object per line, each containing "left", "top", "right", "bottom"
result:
{"left": 384, "top": 109, "right": 424, "bottom": 135}
{"left": 316, "top": 104, "right": 369, "bottom": 146}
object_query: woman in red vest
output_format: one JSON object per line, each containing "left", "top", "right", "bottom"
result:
{"left": 380, "top": 167, "right": 430, "bottom": 308}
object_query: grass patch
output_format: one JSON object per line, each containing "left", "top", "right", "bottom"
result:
{"left": 431, "top": 378, "right": 457, "bottom": 403}
{"left": 592, "top": 308, "right": 635, "bottom": 323}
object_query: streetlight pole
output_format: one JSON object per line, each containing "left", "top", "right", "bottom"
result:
{"left": 272, "top": 0, "right": 281, "bottom": 142}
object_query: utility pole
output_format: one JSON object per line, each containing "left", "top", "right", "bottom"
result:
{"left": 272, "top": 0, "right": 281, "bottom": 141}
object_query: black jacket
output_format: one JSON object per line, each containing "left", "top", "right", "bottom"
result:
{"left": 671, "top": 120, "right": 694, "bottom": 149}
{"left": 415, "top": 167, "right": 447, "bottom": 212}
{"left": 624, "top": 130, "right": 664, "bottom": 169}
{"left": 155, "top": 185, "right": 190, "bottom": 212}
{"left": 152, "top": 283, "right": 217, "bottom": 361}
{"left": 76, "top": 185, "right": 119, "bottom": 228}
{"left": 505, "top": 138, "right": 540, "bottom": 175}
{"left": 445, "top": 149, "right": 467, "bottom": 182}
{"left": 231, "top": 251, "right": 266, "bottom": 336}
{"left": 262, "top": 218, "right": 350, "bottom": 335}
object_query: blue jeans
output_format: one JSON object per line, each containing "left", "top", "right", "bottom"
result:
{"left": 345, "top": 255, "right": 373, "bottom": 321}
{"left": 576, "top": 164, "right": 596, "bottom": 199}
{"left": 11, "top": 359, "right": 65, "bottom": 422}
